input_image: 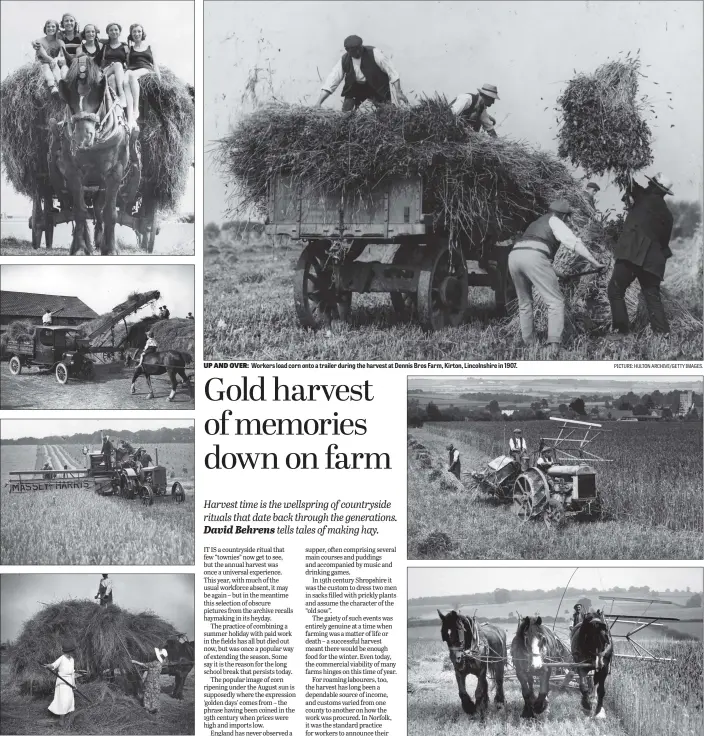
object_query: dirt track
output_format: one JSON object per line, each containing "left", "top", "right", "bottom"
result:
{"left": 1, "top": 365, "right": 195, "bottom": 410}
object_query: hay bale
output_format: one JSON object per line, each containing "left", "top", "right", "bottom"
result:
{"left": 149, "top": 318, "right": 194, "bottom": 358}
{"left": 10, "top": 599, "right": 177, "bottom": 695}
{"left": 215, "top": 97, "right": 592, "bottom": 244}
{"left": 0, "top": 63, "right": 193, "bottom": 211}
{"left": 557, "top": 56, "right": 653, "bottom": 188}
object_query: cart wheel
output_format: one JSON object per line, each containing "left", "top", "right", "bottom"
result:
{"left": 390, "top": 243, "right": 419, "bottom": 319}
{"left": 294, "top": 243, "right": 352, "bottom": 329}
{"left": 544, "top": 498, "right": 565, "bottom": 528}
{"left": 171, "top": 481, "right": 185, "bottom": 502}
{"left": 55, "top": 362, "right": 69, "bottom": 384}
{"left": 43, "top": 192, "right": 54, "bottom": 249}
{"left": 9, "top": 356, "right": 22, "bottom": 375}
{"left": 139, "top": 484, "right": 154, "bottom": 507}
{"left": 512, "top": 469, "right": 549, "bottom": 521}
{"left": 416, "top": 241, "right": 468, "bottom": 331}
{"left": 31, "top": 194, "right": 43, "bottom": 249}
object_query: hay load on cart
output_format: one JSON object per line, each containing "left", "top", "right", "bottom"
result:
{"left": 0, "top": 63, "right": 194, "bottom": 251}
{"left": 216, "top": 98, "right": 606, "bottom": 330}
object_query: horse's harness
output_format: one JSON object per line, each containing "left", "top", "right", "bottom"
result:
{"left": 447, "top": 616, "right": 495, "bottom": 671}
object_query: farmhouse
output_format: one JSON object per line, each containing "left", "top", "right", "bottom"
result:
{"left": 0, "top": 290, "right": 98, "bottom": 333}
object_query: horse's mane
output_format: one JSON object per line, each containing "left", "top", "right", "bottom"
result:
{"left": 64, "top": 54, "right": 102, "bottom": 86}
{"left": 440, "top": 610, "right": 479, "bottom": 651}
{"left": 575, "top": 610, "right": 611, "bottom": 656}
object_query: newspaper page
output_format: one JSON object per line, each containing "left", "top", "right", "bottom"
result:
{"left": 0, "top": 3, "right": 703, "bottom": 736}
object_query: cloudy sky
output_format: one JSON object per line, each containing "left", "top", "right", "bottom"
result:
{"left": 1, "top": 419, "right": 194, "bottom": 440}
{"left": 204, "top": 1, "right": 702, "bottom": 223}
{"left": 408, "top": 567, "right": 704, "bottom": 599}
{"left": 1, "top": 573, "right": 194, "bottom": 641}
{"left": 409, "top": 376, "right": 704, "bottom": 395}
{"left": 1, "top": 265, "right": 194, "bottom": 316}
{"left": 0, "top": 0, "right": 195, "bottom": 215}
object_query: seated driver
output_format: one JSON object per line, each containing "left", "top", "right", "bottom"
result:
{"left": 508, "top": 429, "right": 527, "bottom": 460}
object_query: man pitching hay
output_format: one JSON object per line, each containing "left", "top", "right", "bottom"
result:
{"left": 450, "top": 83, "right": 500, "bottom": 137}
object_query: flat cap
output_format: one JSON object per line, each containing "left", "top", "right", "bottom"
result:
{"left": 344, "top": 34, "right": 363, "bottom": 48}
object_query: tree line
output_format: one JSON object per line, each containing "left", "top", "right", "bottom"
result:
{"left": 3, "top": 426, "right": 195, "bottom": 445}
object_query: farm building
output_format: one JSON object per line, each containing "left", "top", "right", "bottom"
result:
{"left": 0, "top": 290, "right": 98, "bottom": 333}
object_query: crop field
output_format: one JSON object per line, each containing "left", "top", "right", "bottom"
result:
{"left": 407, "top": 422, "right": 703, "bottom": 559}
{"left": 204, "top": 237, "right": 702, "bottom": 361}
{"left": 0, "top": 444, "right": 195, "bottom": 566}
{"left": 408, "top": 632, "right": 702, "bottom": 736}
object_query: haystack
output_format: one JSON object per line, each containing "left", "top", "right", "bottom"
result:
{"left": 149, "top": 318, "right": 195, "bottom": 357}
{"left": 557, "top": 55, "right": 653, "bottom": 188}
{"left": 0, "top": 63, "right": 194, "bottom": 211}
{"left": 10, "top": 599, "right": 177, "bottom": 695}
{"left": 215, "top": 97, "right": 595, "bottom": 245}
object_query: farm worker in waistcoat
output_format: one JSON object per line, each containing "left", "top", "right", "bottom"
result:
{"left": 572, "top": 604, "right": 585, "bottom": 628}
{"left": 508, "top": 429, "right": 527, "bottom": 462}
{"left": 585, "top": 182, "right": 600, "bottom": 208}
{"left": 44, "top": 637, "right": 76, "bottom": 727}
{"left": 606, "top": 173, "right": 674, "bottom": 337}
{"left": 101, "top": 435, "right": 113, "bottom": 469}
{"left": 446, "top": 444, "right": 461, "bottom": 480}
{"left": 450, "top": 84, "right": 500, "bottom": 137}
{"left": 316, "top": 35, "right": 408, "bottom": 112}
{"left": 95, "top": 573, "right": 113, "bottom": 606}
{"left": 508, "top": 199, "right": 604, "bottom": 357}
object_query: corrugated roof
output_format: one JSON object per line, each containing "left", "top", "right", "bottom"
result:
{"left": 0, "top": 291, "right": 98, "bottom": 319}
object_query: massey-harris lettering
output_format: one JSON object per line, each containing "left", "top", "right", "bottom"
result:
{"left": 10, "top": 479, "right": 93, "bottom": 493}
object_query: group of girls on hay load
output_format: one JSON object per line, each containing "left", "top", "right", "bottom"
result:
{"left": 33, "top": 12, "right": 160, "bottom": 129}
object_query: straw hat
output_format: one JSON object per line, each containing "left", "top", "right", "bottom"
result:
{"left": 586, "top": 182, "right": 600, "bottom": 192}
{"left": 62, "top": 638, "right": 77, "bottom": 654}
{"left": 154, "top": 647, "right": 168, "bottom": 663}
{"left": 478, "top": 83, "right": 499, "bottom": 99}
{"left": 646, "top": 172, "right": 673, "bottom": 196}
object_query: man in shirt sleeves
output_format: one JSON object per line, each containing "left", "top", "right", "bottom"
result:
{"left": 316, "top": 35, "right": 408, "bottom": 111}
{"left": 450, "top": 84, "right": 500, "bottom": 137}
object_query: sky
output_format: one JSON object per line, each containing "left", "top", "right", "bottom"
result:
{"left": 1, "top": 264, "right": 194, "bottom": 316}
{"left": 1, "top": 573, "right": 195, "bottom": 642}
{"left": 0, "top": 0, "right": 195, "bottom": 215}
{"left": 204, "top": 0, "right": 703, "bottom": 223}
{"left": 408, "top": 376, "right": 704, "bottom": 394}
{"left": 407, "top": 568, "right": 704, "bottom": 600}
{"left": 0, "top": 418, "right": 194, "bottom": 440}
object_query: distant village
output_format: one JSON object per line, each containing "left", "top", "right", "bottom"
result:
{"left": 408, "top": 389, "right": 701, "bottom": 424}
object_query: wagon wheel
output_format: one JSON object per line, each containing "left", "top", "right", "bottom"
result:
{"left": 171, "top": 481, "right": 185, "bottom": 502}
{"left": 294, "top": 242, "right": 352, "bottom": 329}
{"left": 55, "top": 362, "right": 69, "bottom": 385}
{"left": 544, "top": 498, "right": 565, "bottom": 528}
{"left": 43, "top": 191, "right": 55, "bottom": 249}
{"left": 30, "top": 193, "right": 43, "bottom": 249}
{"left": 389, "top": 243, "right": 420, "bottom": 319}
{"left": 416, "top": 240, "right": 468, "bottom": 331}
{"left": 139, "top": 484, "right": 154, "bottom": 507}
{"left": 9, "top": 356, "right": 22, "bottom": 375}
{"left": 512, "top": 468, "right": 549, "bottom": 521}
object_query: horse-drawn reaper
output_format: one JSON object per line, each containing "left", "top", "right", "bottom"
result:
{"left": 0, "top": 56, "right": 194, "bottom": 253}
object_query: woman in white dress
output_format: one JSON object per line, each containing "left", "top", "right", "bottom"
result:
{"left": 45, "top": 638, "right": 76, "bottom": 727}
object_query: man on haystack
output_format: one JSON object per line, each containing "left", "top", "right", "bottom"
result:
{"left": 95, "top": 573, "right": 113, "bottom": 607}
{"left": 316, "top": 35, "right": 408, "bottom": 111}
{"left": 606, "top": 172, "right": 674, "bottom": 337}
{"left": 450, "top": 84, "right": 500, "bottom": 137}
{"left": 508, "top": 199, "right": 604, "bottom": 357}
{"left": 585, "top": 182, "right": 600, "bottom": 208}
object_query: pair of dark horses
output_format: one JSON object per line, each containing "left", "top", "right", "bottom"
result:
{"left": 48, "top": 54, "right": 140, "bottom": 255}
{"left": 438, "top": 609, "right": 612, "bottom": 720}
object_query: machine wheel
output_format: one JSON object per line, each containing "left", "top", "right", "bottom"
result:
{"left": 30, "top": 193, "right": 43, "bottom": 249}
{"left": 416, "top": 240, "right": 468, "bottom": 331}
{"left": 544, "top": 497, "right": 565, "bottom": 528}
{"left": 171, "top": 481, "right": 185, "bottom": 502}
{"left": 139, "top": 484, "right": 154, "bottom": 507}
{"left": 294, "top": 242, "right": 352, "bottom": 329}
{"left": 389, "top": 243, "right": 419, "bottom": 319}
{"left": 9, "top": 356, "right": 22, "bottom": 375}
{"left": 120, "top": 476, "right": 136, "bottom": 499}
{"left": 55, "top": 362, "right": 69, "bottom": 384}
{"left": 512, "top": 468, "right": 549, "bottom": 522}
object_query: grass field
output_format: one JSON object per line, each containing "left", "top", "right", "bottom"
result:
{"left": 204, "top": 235, "right": 702, "bottom": 361}
{"left": 407, "top": 423, "right": 703, "bottom": 559}
{"left": 408, "top": 631, "right": 702, "bottom": 736}
{"left": 0, "top": 445, "right": 195, "bottom": 566}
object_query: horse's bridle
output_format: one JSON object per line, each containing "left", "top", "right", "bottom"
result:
{"left": 446, "top": 615, "right": 481, "bottom": 666}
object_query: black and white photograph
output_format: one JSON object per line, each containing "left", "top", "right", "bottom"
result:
{"left": 0, "top": 573, "right": 195, "bottom": 735}
{"left": 0, "top": 265, "right": 195, "bottom": 409}
{"left": 407, "top": 375, "right": 703, "bottom": 560}
{"left": 408, "top": 567, "right": 702, "bottom": 735}
{"left": 0, "top": 1, "right": 195, "bottom": 256}
{"left": 0, "top": 419, "right": 195, "bottom": 566}
{"left": 204, "top": 1, "right": 702, "bottom": 361}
